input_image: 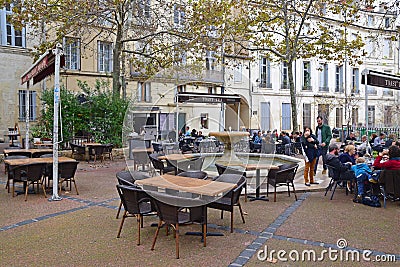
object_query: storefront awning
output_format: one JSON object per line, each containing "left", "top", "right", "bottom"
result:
{"left": 177, "top": 92, "right": 241, "bottom": 104}
{"left": 21, "top": 50, "right": 65, "bottom": 85}
{"left": 361, "top": 70, "right": 400, "bottom": 90}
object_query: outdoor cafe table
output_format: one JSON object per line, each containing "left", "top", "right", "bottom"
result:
{"left": 157, "top": 154, "right": 195, "bottom": 161}
{"left": 226, "top": 163, "right": 279, "bottom": 202}
{"left": 3, "top": 148, "right": 53, "bottom": 158}
{"left": 135, "top": 174, "right": 236, "bottom": 197}
{"left": 135, "top": 174, "right": 237, "bottom": 239}
{"left": 158, "top": 154, "right": 197, "bottom": 174}
{"left": 4, "top": 156, "right": 76, "bottom": 166}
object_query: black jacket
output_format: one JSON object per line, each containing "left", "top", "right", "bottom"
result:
{"left": 326, "top": 153, "right": 354, "bottom": 180}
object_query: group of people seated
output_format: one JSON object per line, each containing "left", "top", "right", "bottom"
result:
{"left": 248, "top": 129, "right": 302, "bottom": 154}
{"left": 326, "top": 141, "right": 400, "bottom": 204}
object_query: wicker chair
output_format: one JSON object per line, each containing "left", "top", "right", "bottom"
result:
{"left": 11, "top": 162, "right": 47, "bottom": 201}
{"left": 208, "top": 174, "right": 246, "bottom": 233}
{"left": 215, "top": 163, "right": 247, "bottom": 202}
{"left": 150, "top": 192, "right": 207, "bottom": 258}
{"left": 116, "top": 185, "right": 156, "bottom": 245}
{"left": 266, "top": 163, "right": 299, "bottom": 202}
{"left": 149, "top": 153, "right": 175, "bottom": 175}
{"left": 58, "top": 161, "right": 80, "bottom": 195}
{"left": 115, "top": 170, "right": 151, "bottom": 219}
{"left": 4, "top": 155, "right": 28, "bottom": 192}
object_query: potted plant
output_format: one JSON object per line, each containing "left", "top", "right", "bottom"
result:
{"left": 30, "top": 124, "right": 52, "bottom": 143}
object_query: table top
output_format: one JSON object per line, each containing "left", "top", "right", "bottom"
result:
{"left": 135, "top": 174, "right": 236, "bottom": 196}
{"left": 225, "top": 163, "right": 279, "bottom": 171}
{"left": 4, "top": 156, "right": 76, "bottom": 166}
{"left": 4, "top": 148, "right": 53, "bottom": 155}
{"left": 83, "top": 143, "right": 103, "bottom": 146}
{"left": 132, "top": 148, "right": 153, "bottom": 153}
{"left": 158, "top": 154, "right": 196, "bottom": 161}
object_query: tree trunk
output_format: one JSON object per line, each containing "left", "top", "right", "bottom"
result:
{"left": 288, "top": 61, "right": 298, "bottom": 132}
{"left": 112, "top": 23, "right": 123, "bottom": 98}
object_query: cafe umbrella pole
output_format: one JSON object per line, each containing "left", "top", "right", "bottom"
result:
{"left": 49, "top": 43, "right": 63, "bottom": 201}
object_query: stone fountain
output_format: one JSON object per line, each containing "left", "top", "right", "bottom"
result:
{"left": 209, "top": 131, "right": 249, "bottom": 165}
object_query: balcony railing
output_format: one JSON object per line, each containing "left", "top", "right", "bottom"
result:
{"left": 302, "top": 85, "right": 312, "bottom": 91}
{"left": 259, "top": 82, "right": 272, "bottom": 89}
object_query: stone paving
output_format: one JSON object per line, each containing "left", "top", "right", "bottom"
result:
{"left": 0, "top": 146, "right": 399, "bottom": 266}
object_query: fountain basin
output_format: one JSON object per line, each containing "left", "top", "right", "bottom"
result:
{"left": 209, "top": 131, "right": 250, "bottom": 165}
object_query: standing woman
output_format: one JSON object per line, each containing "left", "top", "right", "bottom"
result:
{"left": 301, "top": 127, "right": 320, "bottom": 186}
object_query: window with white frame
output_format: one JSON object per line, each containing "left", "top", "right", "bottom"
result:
{"left": 367, "top": 106, "right": 375, "bottom": 127}
{"left": 366, "top": 37, "right": 374, "bottom": 56}
{"left": 174, "top": 4, "right": 185, "bottom": 28}
{"left": 318, "top": 104, "right": 329, "bottom": 124}
{"left": 207, "top": 87, "right": 216, "bottom": 94}
{"left": 177, "top": 84, "right": 186, "bottom": 93}
{"left": 335, "top": 65, "right": 343, "bottom": 92}
{"left": 173, "top": 49, "right": 187, "bottom": 65}
{"left": 234, "top": 63, "right": 242, "bottom": 83}
{"left": 382, "top": 70, "right": 393, "bottom": 96}
{"left": 383, "top": 38, "right": 392, "bottom": 58}
{"left": 385, "top": 17, "right": 390, "bottom": 28}
{"left": 352, "top": 108, "right": 358, "bottom": 127}
{"left": 18, "top": 90, "right": 36, "bottom": 121}
{"left": 367, "top": 15, "right": 374, "bottom": 27}
{"left": 281, "top": 103, "right": 291, "bottom": 130}
{"left": 303, "top": 103, "right": 311, "bottom": 129}
{"left": 205, "top": 50, "right": 216, "bottom": 70}
{"left": 281, "top": 62, "right": 288, "bottom": 89}
{"left": 384, "top": 106, "right": 392, "bottom": 126}
{"left": 139, "top": 0, "right": 151, "bottom": 18}
{"left": 64, "top": 38, "right": 80, "bottom": 70}
{"left": 138, "top": 82, "right": 151, "bottom": 102}
{"left": 260, "top": 57, "right": 271, "bottom": 88}
{"left": 0, "top": 4, "right": 25, "bottom": 47}
{"left": 319, "top": 63, "right": 329, "bottom": 92}
{"left": 261, "top": 102, "right": 270, "bottom": 131}
{"left": 98, "top": 41, "right": 113, "bottom": 73}
{"left": 335, "top": 108, "right": 343, "bottom": 128}
{"left": 352, "top": 68, "right": 359, "bottom": 94}
{"left": 302, "top": 61, "right": 311, "bottom": 90}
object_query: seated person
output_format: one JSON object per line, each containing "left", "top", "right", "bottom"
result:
{"left": 339, "top": 145, "right": 357, "bottom": 165}
{"left": 369, "top": 133, "right": 377, "bottom": 146}
{"left": 190, "top": 128, "right": 198, "bottom": 138}
{"left": 373, "top": 132, "right": 386, "bottom": 152}
{"left": 326, "top": 144, "right": 355, "bottom": 181}
{"left": 292, "top": 131, "right": 301, "bottom": 143}
{"left": 346, "top": 132, "right": 357, "bottom": 144}
{"left": 373, "top": 145, "right": 400, "bottom": 170}
{"left": 384, "top": 134, "right": 396, "bottom": 148}
{"left": 253, "top": 131, "right": 262, "bottom": 144}
{"left": 281, "top": 131, "right": 291, "bottom": 145}
{"left": 351, "top": 157, "right": 373, "bottom": 201}
{"left": 185, "top": 126, "right": 191, "bottom": 136}
{"left": 357, "top": 135, "right": 369, "bottom": 156}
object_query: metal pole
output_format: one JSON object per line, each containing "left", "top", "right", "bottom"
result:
{"left": 364, "top": 70, "right": 369, "bottom": 145}
{"left": 237, "top": 102, "right": 241, "bottom": 130}
{"left": 176, "top": 91, "right": 179, "bottom": 141}
{"left": 25, "top": 81, "right": 30, "bottom": 149}
{"left": 49, "top": 43, "right": 63, "bottom": 201}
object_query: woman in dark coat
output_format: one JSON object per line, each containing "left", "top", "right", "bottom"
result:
{"left": 301, "top": 126, "right": 320, "bottom": 186}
